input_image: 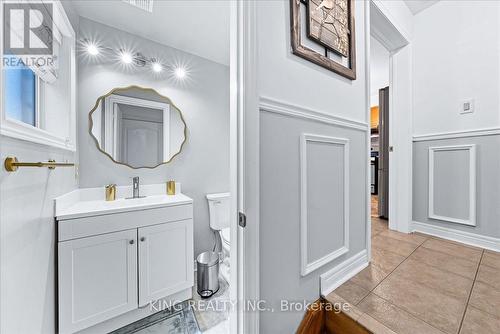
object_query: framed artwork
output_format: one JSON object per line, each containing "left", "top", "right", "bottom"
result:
{"left": 290, "top": 0, "right": 356, "bottom": 80}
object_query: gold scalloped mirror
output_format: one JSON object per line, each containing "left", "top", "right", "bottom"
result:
{"left": 89, "top": 86, "right": 187, "bottom": 169}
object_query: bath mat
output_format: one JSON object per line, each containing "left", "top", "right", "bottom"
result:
{"left": 110, "top": 301, "right": 200, "bottom": 334}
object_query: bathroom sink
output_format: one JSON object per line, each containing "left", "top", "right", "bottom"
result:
{"left": 55, "top": 189, "right": 193, "bottom": 220}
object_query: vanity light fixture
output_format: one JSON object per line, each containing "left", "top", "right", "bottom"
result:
{"left": 152, "top": 61, "right": 163, "bottom": 73}
{"left": 120, "top": 51, "right": 133, "bottom": 64}
{"left": 174, "top": 67, "right": 186, "bottom": 79}
{"left": 86, "top": 43, "right": 99, "bottom": 56}
{"left": 80, "top": 39, "right": 188, "bottom": 79}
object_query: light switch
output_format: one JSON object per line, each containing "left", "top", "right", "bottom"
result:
{"left": 460, "top": 99, "right": 474, "bottom": 114}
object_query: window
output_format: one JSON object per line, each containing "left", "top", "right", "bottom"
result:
{"left": 4, "top": 63, "right": 38, "bottom": 127}
{"left": 0, "top": 1, "right": 76, "bottom": 151}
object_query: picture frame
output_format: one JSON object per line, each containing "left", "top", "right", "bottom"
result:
{"left": 290, "top": 0, "right": 356, "bottom": 80}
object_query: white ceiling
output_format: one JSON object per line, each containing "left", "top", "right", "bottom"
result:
{"left": 404, "top": 0, "right": 439, "bottom": 15}
{"left": 70, "top": 0, "right": 230, "bottom": 66}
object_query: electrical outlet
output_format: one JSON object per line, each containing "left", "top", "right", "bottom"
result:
{"left": 460, "top": 99, "right": 474, "bottom": 114}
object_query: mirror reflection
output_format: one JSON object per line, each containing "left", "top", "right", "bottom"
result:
{"left": 90, "top": 86, "right": 186, "bottom": 168}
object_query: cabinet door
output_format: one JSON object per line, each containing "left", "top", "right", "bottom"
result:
{"left": 58, "top": 229, "right": 138, "bottom": 333}
{"left": 138, "top": 219, "right": 194, "bottom": 306}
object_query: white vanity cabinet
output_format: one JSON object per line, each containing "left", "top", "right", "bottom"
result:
{"left": 138, "top": 221, "right": 193, "bottom": 306}
{"left": 55, "top": 193, "right": 194, "bottom": 334}
{"left": 58, "top": 229, "right": 139, "bottom": 333}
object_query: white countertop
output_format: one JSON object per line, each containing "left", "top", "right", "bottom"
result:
{"left": 55, "top": 184, "right": 192, "bottom": 220}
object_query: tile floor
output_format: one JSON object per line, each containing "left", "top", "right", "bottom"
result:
{"left": 326, "top": 203, "right": 500, "bottom": 334}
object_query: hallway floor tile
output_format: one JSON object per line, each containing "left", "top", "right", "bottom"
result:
{"left": 326, "top": 218, "right": 500, "bottom": 334}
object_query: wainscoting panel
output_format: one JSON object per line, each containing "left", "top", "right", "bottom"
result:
{"left": 259, "top": 99, "right": 368, "bottom": 334}
{"left": 428, "top": 145, "right": 476, "bottom": 226}
{"left": 413, "top": 134, "right": 500, "bottom": 242}
{"left": 300, "top": 134, "right": 349, "bottom": 276}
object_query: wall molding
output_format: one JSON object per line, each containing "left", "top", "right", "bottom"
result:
{"left": 412, "top": 221, "right": 500, "bottom": 253}
{"left": 413, "top": 127, "right": 500, "bottom": 142}
{"left": 320, "top": 250, "right": 369, "bottom": 297}
{"left": 259, "top": 97, "right": 369, "bottom": 132}
{"left": 300, "top": 134, "right": 350, "bottom": 276}
{"left": 428, "top": 144, "right": 476, "bottom": 226}
{"left": 0, "top": 122, "right": 76, "bottom": 152}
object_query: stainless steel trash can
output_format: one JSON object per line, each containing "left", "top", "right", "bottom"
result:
{"left": 196, "top": 251, "right": 219, "bottom": 298}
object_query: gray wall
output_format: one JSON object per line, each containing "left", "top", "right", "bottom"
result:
{"left": 413, "top": 135, "right": 500, "bottom": 238}
{"left": 77, "top": 18, "right": 230, "bottom": 257}
{"left": 260, "top": 112, "right": 367, "bottom": 333}
{"left": 256, "top": 1, "right": 368, "bottom": 332}
{"left": 411, "top": 1, "right": 500, "bottom": 242}
{"left": 0, "top": 139, "right": 77, "bottom": 334}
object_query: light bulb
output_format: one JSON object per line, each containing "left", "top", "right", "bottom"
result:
{"left": 121, "top": 52, "right": 133, "bottom": 64}
{"left": 86, "top": 43, "right": 99, "bottom": 56}
{"left": 174, "top": 67, "right": 186, "bottom": 79}
{"left": 152, "top": 62, "right": 162, "bottom": 72}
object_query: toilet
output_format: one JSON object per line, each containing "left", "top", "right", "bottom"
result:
{"left": 206, "top": 193, "right": 230, "bottom": 282}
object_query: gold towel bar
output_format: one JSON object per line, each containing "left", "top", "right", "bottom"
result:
{"left": 4, "top": 156, "right": 75, "bottom": 172}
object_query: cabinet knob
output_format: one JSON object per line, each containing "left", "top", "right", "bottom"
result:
{"left": 129, "top": 240, "right": 135, "bottom": 245}
{"left": 140, "top": 237, "right": 146, "bottom": 242}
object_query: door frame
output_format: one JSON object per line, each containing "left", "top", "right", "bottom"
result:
{"left": 103, "top": 94, "right": 170, "bottom": 161}
{"left": 368, "top": 1, "right": 413, "bottom": 234}
{"left": 230, "top": 0, "right": 260, "bottom": 332}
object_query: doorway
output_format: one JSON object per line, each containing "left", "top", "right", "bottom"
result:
{"left": 369, "top": 35, "right": 390, "bottom": 221}
{"left": 369, "top": 0, "right": 413, "bottom": 233}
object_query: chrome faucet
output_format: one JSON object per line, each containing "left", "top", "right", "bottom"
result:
{"left": 132, "top": 176, "right": 140, "bottom": 198}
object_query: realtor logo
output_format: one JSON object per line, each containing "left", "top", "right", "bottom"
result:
{"left": 3, "top": 2, "right": 53, "bottom": 55}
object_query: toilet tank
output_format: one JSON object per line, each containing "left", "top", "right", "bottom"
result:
{"left": 206, "top": 193, "right": 230, "bottom": 230}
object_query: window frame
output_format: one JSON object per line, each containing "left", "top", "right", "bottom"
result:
{"left": 0, "top": 1, "right": 76, "bottom": 152}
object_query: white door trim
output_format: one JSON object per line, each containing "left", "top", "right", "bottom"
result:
{"left": 240, "top": 0, "right": 260, "bottom": 332}
{"left": 370, "top": 0, "right": 413, "bottom": 234}
{"left": 231, "top": 0, "right": 259, "bottom": 333}
{"left": 103, "top": 94, "right": 170, "bottom": 161}
{"left": 364, "top": 0, "right": 372, "bottom": 262}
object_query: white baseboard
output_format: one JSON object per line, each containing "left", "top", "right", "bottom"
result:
{"left": 320, "top": 250, "right": 369, "bottom": 297}
{"left": 412, "top": 221, "right": 500, "bottom": 252}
